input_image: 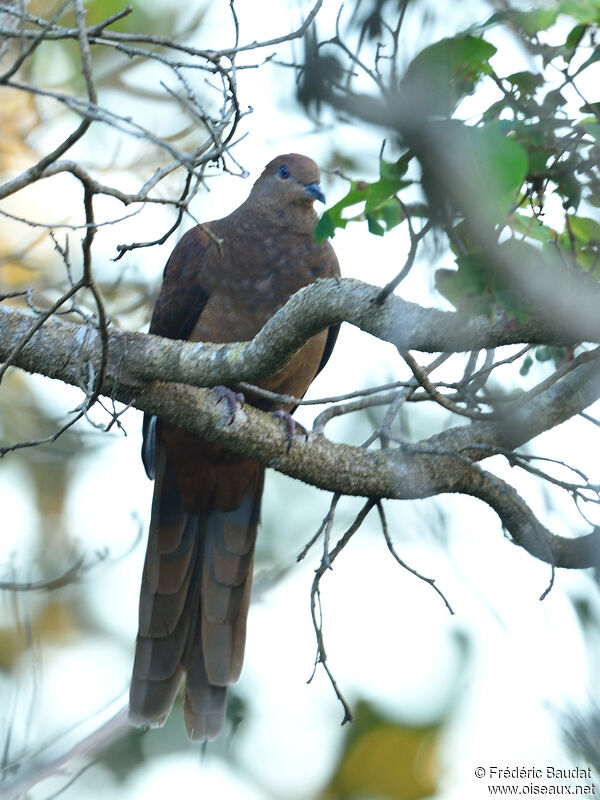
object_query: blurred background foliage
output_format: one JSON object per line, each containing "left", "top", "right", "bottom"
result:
{"left": 1, "top": 0, "right": 600, "bottom": 798}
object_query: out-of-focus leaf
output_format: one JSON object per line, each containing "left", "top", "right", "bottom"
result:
{"left": 402, "top": 35, "right": 497, "bottom": 115}
{"left": 534, "top": 345, "right": 569, "bottom": 364}
{"left": 579, "top": 101, "right": 600, "bottom": 115}
{"left": 506, "top": 71, "right": 544, "bottom": 96}
{"left": 580, "top": 120, "right": 600, "bottom": 140}
{"left": 543, "top": 88, "right": 567, "bottom": 108}
{"left": 435, "top": 255, "right": 497, "bottom": 316}
{"left": 0, "top": 627, "right": 28, "bottom": 671}
{"left": 569, "top": 216, "right": 600, "bottom": 244}
{"left": 565, "top": 23, "right": 588, "bottom": 53}
{"left": 0, "top": 599, "right": 82, "bottom": 672}
{"left": 522, "top": 345, "right": 570, "bottom": 375}
{"left": 437, "top": 121, "right": 529, "bottom": 221}
{"left": 0, "top": 89, "right": 40, "bottom": 169}
{"left": 481, "top": 99, "right": 506, "bottom": 122}
{"left": 511, "top": 9, "right": 558, "bottom": 35}
{"left": 470, "top": 7, "right": 558, "bottom": 35}
{"left": 97, "top": 729, "right": 147, "bottom": 783}
{"left": 321, "top": 701, "right": 441, "bottom": 800}
{"left": 508, "top": 212, "right": 556, "bottom": 244}
{"left": 556, "top": 171, "right": 583, "bottom": 210}
{"left": 559, "top": 0, "right": 600, "bottom": 24}
{"left": 33, "top": 600, "right": 81, "bottom": 642}
{"left": 520, "top": 353, "right": 534, "bottom": 376}
{"left": 436, "top": 237, "right": 566, "bottom": 320}
{"left": 367, "top": 214, "right": 386, "bottom": 236}
{"left": 574, "top": 49, "right": 600, "bottom": 75}
{"left": 381, "top": 199, "right": 403, "bottom": 231}
{"left": 297, "top": 26, "right": 344, "bottom": 111}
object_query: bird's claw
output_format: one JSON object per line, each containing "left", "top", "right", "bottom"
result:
{"left": 273, "top": 409, "right": 308, "bottom": 452}
{"left": 214, "top": 385, "right": 245, "bottom": 424}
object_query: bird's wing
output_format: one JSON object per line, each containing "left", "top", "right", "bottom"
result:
{"left": 149, "top": 226, "right": 212, "bottom": 341}
{"left": 142, "top": 226, "right": 213, "bottom": 478}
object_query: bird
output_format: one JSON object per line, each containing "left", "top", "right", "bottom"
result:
{"left": 129, "top": 154, "right": 340, "bottom": 741}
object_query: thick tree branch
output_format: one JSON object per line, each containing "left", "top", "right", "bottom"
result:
{"left": 1, "top": 277, "right": 598, "bottom": 402}
{"left": 0, "top": 285, "right": 599, "bottom": 569}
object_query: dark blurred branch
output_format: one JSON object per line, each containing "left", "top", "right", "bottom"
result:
{"left": 1, "top": 707, "right": 130, "bottom": 800}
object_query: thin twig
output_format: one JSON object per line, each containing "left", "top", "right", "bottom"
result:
{"left": 376, "top": 501, "right": 454, "bottom": 614}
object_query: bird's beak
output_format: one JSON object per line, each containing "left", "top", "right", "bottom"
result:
{"left": 304, "top": 182, "right": 326, "bottom": 204}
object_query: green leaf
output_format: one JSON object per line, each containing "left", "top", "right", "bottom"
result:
{"left": 466, "top": 10, "right": 509, "bottom": 34}
{"left": 466, "top": 123, "right": 529, "bottom": 217}
{"left": 437, "top": 244, "right": 540, "bottom": 321}
{"left": 315, "top": 153, "right": 415, "bottom": 240}
{"left": 381, "top": 200, "right": 403, "bottom": 231}
{"left": 314, "top": 211, "right": 339, "bottom": 241}
{"left": 323, "top": 701, "right": 442, "bottom": 800}
{"left": 520, "top": 354, "right": 533, "bottom": 376}
{"left": 569, "top": 216, "right": 600, "bottom": 244}
{"left": 542, "top": 88, "right": 567, "bottom": 108}
{"left": 379, "top": 153, "right": 413, "bottom": 181}
{"left": 565, "top": 23, "right": 588, "bottom": 51}
{"left": 402, "top": 35, "right": 497, "bottom": 115}
{"left": 527, "top": 148, "right": 553, "bottom": 174}
{"left": 481, "top": 99, "right": 507, "bottom": 122}
{"left": 580, "top": 120, "right": 600, "bottom": 139}
{"left": 579, "top": 102, "right": 600, "bottom": 117}
{"left": 574, "top": 49, "right": 600, "bottom": 76}
{"left": 424, "top": 120, "right": 528, "bottom": 225}
{"left": 315, "top": 181, "right": 369, "bottom": 239}
{"left": 556, "top": 172, "right": 582, "bottom": 210}
{"left": 435, "top": 256, "right": 496, "bottom": 314}
{"left": 511, "top": 9, "right": 558, "bottom": 35}
{"left": 508, "top": 213, "right": 555, "bottom": 243}
{"left": 506, "top": 71, "right": 544, "bottom": 95}
{"left": 535, "top": 345, "right": 569, "bottom": 365}
{"left": 520, "top": 347, "right": 569, "bottom": 373}
{"left": 559, "top": 0, "right": 600, "bottom": 24}
{"left": 365, "top": 177, "right": 410, "bottom": 211}
{"left": 367, "top": 214, "right": 385, "bottom": 236}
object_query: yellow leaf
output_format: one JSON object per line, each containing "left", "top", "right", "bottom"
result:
{"left": 323, "top": 702, "right": 441, "bottom": 800}
{"left": 34, "top": 600, "right": 80, "bottom": 642}
{"left": 0, "top": 626, "right": 28, "bottom": 670}
{"left": 0, "top": 89, "right": 40, "bottom": 169}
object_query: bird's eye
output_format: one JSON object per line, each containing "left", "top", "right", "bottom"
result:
{"left": 278, "top": 165, "right": 290, "bottom": 179}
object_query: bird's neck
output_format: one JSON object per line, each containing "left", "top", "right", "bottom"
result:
{"left": 235, "top": 198, "right": 318, "bottom": 234}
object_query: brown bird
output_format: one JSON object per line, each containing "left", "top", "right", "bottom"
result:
{"left": 129, "top": 154, "right": 340, "bottom": 741}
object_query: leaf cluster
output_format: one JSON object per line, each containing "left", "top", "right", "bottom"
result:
{"left": 316, "top": 3, "right": 600, "bottom": 334}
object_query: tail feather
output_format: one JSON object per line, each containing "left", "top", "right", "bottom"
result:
{"left": 133, "top": 609, "right": 193, "bottom": 681}
{"left": 184, "top": 653, "right": 227, "bottom": 741}
{"left": 199, "top": 492, "right": 260, "bottom": 685}
{"left": 138, "top": 514, "right": 198, "bottom": 637}
{"left": 229, "top": 554, "right": 254, "bottom": 682}
{"left": 130, "top": 669, "right": 183, "bottom": 728}
{"left": 199, "top": 562, "right": 255, "bottom": 686}
{"left": 129, "top": 450, "right": 264, "bottom": 741}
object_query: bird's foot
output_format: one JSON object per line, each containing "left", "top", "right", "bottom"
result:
{"left": 214, "top": 385, "right": 245, "bottom": 424}
{"left": 273, "top": 409, "right": 308, "bottom": 452}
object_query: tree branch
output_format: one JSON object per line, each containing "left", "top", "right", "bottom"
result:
{"left": 1, "top": 277, "right": 598, "bottom": 404}
{"left": 0, "top": 283, "right": 599, "bottom": 569}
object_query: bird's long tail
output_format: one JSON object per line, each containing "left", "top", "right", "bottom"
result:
{"left": 129, "top": 449, "right": 263, "bottom": 740}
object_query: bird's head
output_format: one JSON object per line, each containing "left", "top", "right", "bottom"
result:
{"left": 249, "top": 154, "right": 326, "bottom": 218}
